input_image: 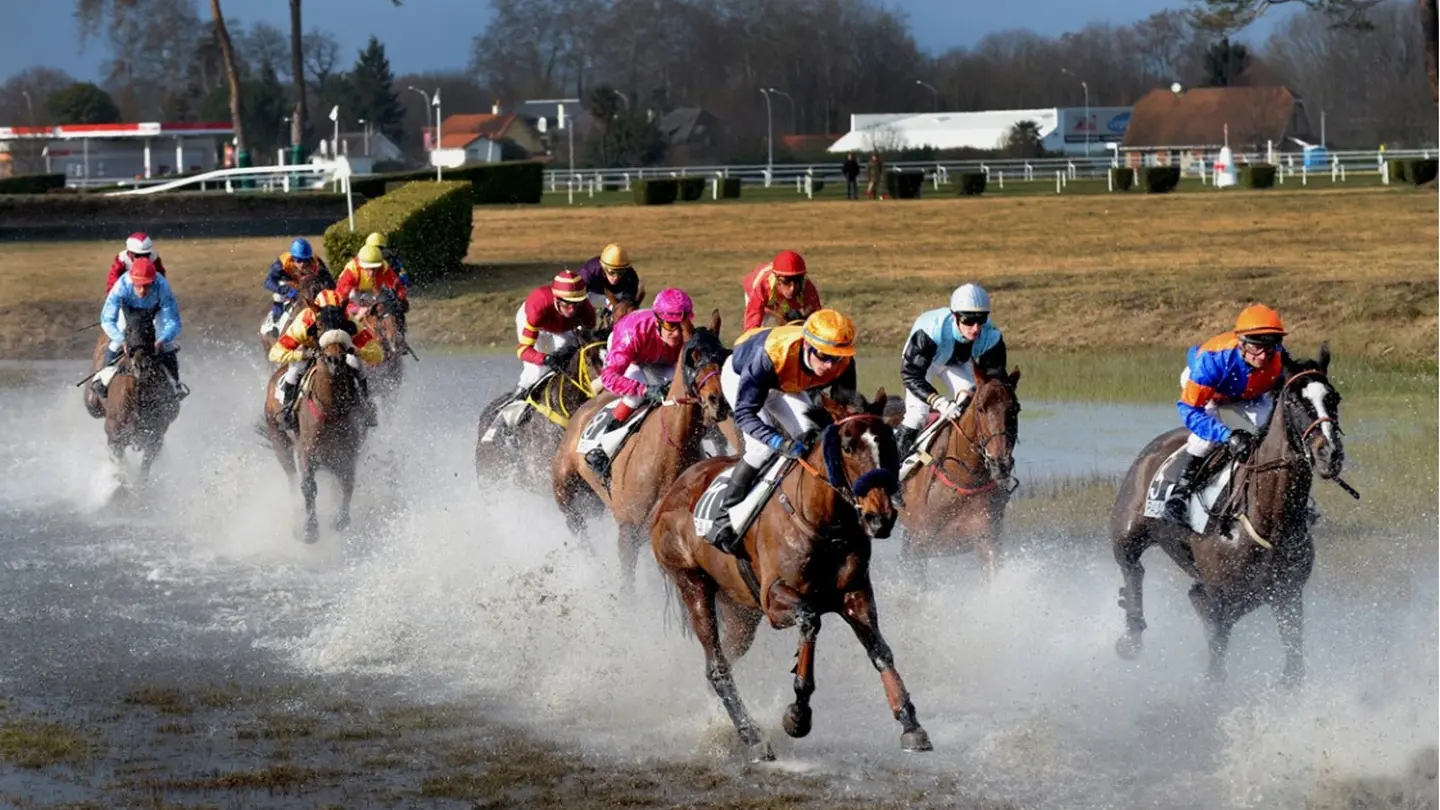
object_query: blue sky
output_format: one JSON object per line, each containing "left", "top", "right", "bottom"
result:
{"left": 4, "top": 0, "right": 1280, "bottom": 84}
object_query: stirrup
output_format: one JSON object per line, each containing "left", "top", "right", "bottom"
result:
{"left": 585, "top": 447, "right": 611, "bottom": 480}
{"left": 173, "top": 382, "right": 190, "bottom": 401}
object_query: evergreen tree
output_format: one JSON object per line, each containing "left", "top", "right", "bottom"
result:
{"left": 46, "top": 82, "right": 122, "bottom": 124}
{"left": 1203, "top": 37, "right": 1250, "bottom": 86}
{"left": 347, "top": 36, "right": 405, "bottom": 146}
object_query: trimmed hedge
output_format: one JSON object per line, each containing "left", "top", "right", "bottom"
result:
{"left": 885, "top": 170, "right": 926, "bottom": 199}
{"left": 1241, "top": 163, "right": 1277, "bottom": 189}
{"left": 1109, "top": 167, "right": 1135, "bottom": 191}
{"left": 1142, "top": 166, "right": 1181, "bottom": 194}
{"left": 632, "top": 179, "right": 679, "bottom": 205}
{"left": 957, "top": 171, "right": 987, "bottom": 196}
{"left": 323, "top": 180, "right": 473, "bottom": 283}
{"left": 1388, "top": 158, "right": 1438, "bottom": 186}
{"left": 348, "top": 160, "right": 543, "bottom": 205}
{"left": 679, "top": 177, "right": 705, "bottom": 201}
{"left": 720, "top": 177, "right": 741, "bottom": 199}
{"left": 0, "top": 173, "right": 65, "bottom": 194}
{"left": 0, "top": 191, "right": 345, "bottom": 226}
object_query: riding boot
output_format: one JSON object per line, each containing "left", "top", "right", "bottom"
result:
{"left": 159, "top": 351, "right": 188, "bottom": 400}
{"left": 894, "top": 425, "right": 918, "bottom": 461}
{"left": 278, "top": 380, "right": 299, "bottom": 432}
{"left": 1162, "top": 453, "right": 1208, "bottom": 525}
{"left": 356, "top": 376, "right": 379, "bottom": 427}
{"left": 584, "top": 415, "right": 629, "bottom": 483}
{"left": 709, "top": 459, "right": 762, "bottom": 556}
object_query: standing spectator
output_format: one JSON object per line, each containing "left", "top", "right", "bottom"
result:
{"left": 865, "top": 150, "right": 886, "bottom": 199}
{"left": 842, "top": 153, "right": 861, "bottom": 199}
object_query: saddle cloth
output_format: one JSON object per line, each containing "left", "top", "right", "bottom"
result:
{"left": 575, "top": 399, "right": 653, "bottom": 459}
{"left": 692, "top": 455, "right": 789, "bottom": 544}
{"left": 1142, "top": 446, "right": 1234, "bottom": 535}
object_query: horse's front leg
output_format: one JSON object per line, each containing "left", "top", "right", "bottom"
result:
{"left": 782, "top": 603, "right": 819, "bottom": 739}
{"left": 617, "top": 523, "right": 644, "bottom": 598}
{"left": 299, "top": 456, "right": 320, "bottom": 544}
{"left": 333, "top": 452, "right": 355, "bottom": 532}
{"left": 1272, "top": 586, "right": 1305, "bottom": 688}
{"left": 675, "top": 568, "right": 772, "bottom": 761}
{"left": 1189, "top": 583, "right": 1232, "bottom": 683}
{"left": 1112, "top": 529, "right": 1152, "bottom": 660}
{"left": 840, "top": 586, "right": 932, "bottom": 752}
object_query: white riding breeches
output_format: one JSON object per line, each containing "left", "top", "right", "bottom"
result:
{"left": 902, "top": 361, "right": 976, "bottom": 429}
{"left": 1179, "top": 367, "right": 1275, "bottom": 456}
{"left": 618, "top": 363, "right": 675, "bottom": 408}
{"left": 514, "top": 305, "right": 577, "bottom": 389}
{"left": 720, "top": 355, "right": 820, "bottom": 467}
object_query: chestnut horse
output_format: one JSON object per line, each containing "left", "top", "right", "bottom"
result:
{"left": 473, "top": 299, "right": 636, "bottom": 494}
{"left": 552, "top": 311, "right": 729, "bottom": 591}
{"left": 263, "top": 330, "right": 370, "bottom": 543}
{"left": 650, "top": 412, "right": 931, "bottom": 761}
{"left": 1109, "top": 347, "right": 1351, "bottom": 685}
{"left": 896, "top": 367, "right": 1021, "bottom": 579}
{"left": 86, "top": 308, "right": 182, "bottom": 483}
{"left": 360, "top": 291, "right": 411, "bottom": 409}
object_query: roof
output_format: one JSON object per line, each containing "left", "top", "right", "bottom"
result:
{"left": 0, "top": 121, "right": 234, "bottom": 140}
{"left": 516, "top": 98, "right": 582, "bottom": 126}
{"left": 437, "top": 113, "right": 516, "bottom": 148}
{"left": 827, "top": 109, "right": 1059, "bottom": 153}
{"left": 658, "top": 107, "right": 714, "bottom": 143}
{"left": 1120, "top": 86, "right": 1310, "bottom": 149}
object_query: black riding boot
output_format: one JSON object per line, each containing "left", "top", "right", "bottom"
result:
{"left": 710, "top": 459, "right": 762, "bottom": 556}
{"left": 584, "top": 416, "right": 627, "bottom": 482}
{"left": 1162, "top": 453, "right": 1207, "bottom": 524}
{"left": 159, "top": 351, "right": 188, "bottom": 400}
{"left": 278, "top": 380, "right": 299, "bottom": 431}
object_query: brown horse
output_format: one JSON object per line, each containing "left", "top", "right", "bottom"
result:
{"left": 263, "top": 330, "right": 370, "bottom": 543}
{"left": 650, "top": 412, "right": 931, "bottom": 761}
{"left": 474, "top": 300, "right": 636, "bottom": 493}
{"left": 360, "top": 292, "right": 411, "bottom": 409}
{"left": 896, "top": 367, "right": 1022, "bottom": 578}
{"left": 86, "top": 308, "right": 182, "bottom": 483}
{"left": 552, "top": 312, "right": 729, "bottom": 591}
{"left": 1109, "top": 346, "right": 1349, "bottom": 685}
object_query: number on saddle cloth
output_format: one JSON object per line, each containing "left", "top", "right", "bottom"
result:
{"left": 575, "top": 399, "right": 651, "bottom": 457}
{"left": 691, "top": 455, "right": 789, "bottom": 543}
{"left": 1142, "top": 446, "right": 1235, "bottom": 534}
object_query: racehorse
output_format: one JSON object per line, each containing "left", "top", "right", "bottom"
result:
{"left": 896, "top": 367, "right": 1021, "bottom": 579}
{"left": 89, "top": 307, "right": 182, "bottom": 483}
{"left": 263, "top": 329, "right": 369, "bottom": 543}
{"left": 650, "top": 411, "right": 931, "bottom": 761}
{"left": 473, "top": 299, "right": 636, "bottom": 493}
{"left": 1109, "top": 346, "right": 1350, "bottom": 685}
{"left": 551, "top": 311, "right": 729, "bottom": 592}
{"left": 361, "top": 291, "right": 411, "bottom": 409}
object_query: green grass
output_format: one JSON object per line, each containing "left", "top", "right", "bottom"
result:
{"left": 0, "top": 718, "right": 95, "bottom": 768}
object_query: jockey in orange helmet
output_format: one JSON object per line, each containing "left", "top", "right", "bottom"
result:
{"left": 709, "top": 309, "right": 860, "bottom": 555}
{"left": 268, "top": 283, "right": 384, "bottom": 431}
{"left": 741, "top": 249, "right": 823, "bottom": 331}
{"left": 1163, "top": 303, "right": 1291, "bottom": 523}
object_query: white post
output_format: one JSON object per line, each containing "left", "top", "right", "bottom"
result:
{"left": 712, "top": 176, "right": 719, "bottom": 200}
{"left": 997, "top": 170, "right": 1003, "bottom": 190}
{"left": 1055, "top": 171, "right": 1062, "bottom": 193}
{"left": 1302, "top": 163, "right": 1307, "bottom": 186}
{"left": 345, "top": 173, "right": 355, "bottom": 231}
{"left": 1331, "top": 156, "right": 1339, "bottom": 182}
{"left": 143, "top": 138, "right": 152, "bottom": 179}
{"left": 1340, "top": 164, "right": 1346, "bottom": 182}
{"left": 567, "top": 113, "right": 575, "bottom": 205}
{"left": 623, "top": 172, "right": 631, "bottom": 191}
{"left": 434, "top": 90, "right": 443, "bottom": 181}
{"left": 1107, "top": 169, "right": 1113, "bottom": 192}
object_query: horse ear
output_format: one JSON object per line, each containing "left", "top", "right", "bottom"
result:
{"left": 871, "top": 386, "right": 887, "bottom": 415}
{"left": 974, "top": 363, "right": 989, "bottom": 384}
{"left": 1317, "top": 342, "right": 1330, "bottom": 374}
{"left": 709, "top": 308, "right": 721, "bottom": 335}
{"left": 1008, "top": 368, "right": 1021, "bottom": 388}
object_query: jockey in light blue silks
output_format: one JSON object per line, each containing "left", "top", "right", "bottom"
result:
{"left": 93, "top": 255, "right": 186, "bottom": 400}
{"left": 894, "top": 282, "right": 1007, "bottom": 460}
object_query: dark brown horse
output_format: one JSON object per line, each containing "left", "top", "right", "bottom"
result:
{"left": 263, "top": 330, "right": 370, "bottom": 543}
{"left": 1109, "top": 346, "right": 1349, "bottom": 685}
{"left": 896, "top": 367, "right": 1021, "bottom": 578}
{"left": 86, "top": 308, "right": 182, "bottom": 483}
{"left": 552, "top": 311, "right": 729, "bottom": 592}
{"left": 474, "top": 299, "right": 636, "bottom": 493}
{"left": 650, "top": 412, "right": 931, "bottom": 761}
{"left": 360, "top": 292, "right": 411, "bottom": 409}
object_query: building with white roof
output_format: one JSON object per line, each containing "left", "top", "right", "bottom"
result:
{"left": 0, "top": 121, "right": 233, "bottom": 184}
{"left": 828, "top": 107, "right": 1132, "bottom": 156}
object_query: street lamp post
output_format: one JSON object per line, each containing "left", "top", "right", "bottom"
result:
{"left": 358, "top": 118, "right": 371, "bottom": 156}
{"left": 1061, "top": 68, "right": 1090, "bottom": 157}
{"left": 408, "top": 85, "right": 433, "bottom": 165}
{"left": 915, "top": 80, "right": 938, "bottom": 112}
{"left": 766, "top": 87, "right": 796, "bottom": 134}
{"left": 433, "top": 89, "right": 442, "bottom": 181}
{"left": 613, "top": 89, "right": 629, "bottom": 112}
{"left": 760, "top": 88, "right": 774, "bottom": 185}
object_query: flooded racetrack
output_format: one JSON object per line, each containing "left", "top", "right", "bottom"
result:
{"left": 1, "top": 343, "right": 1434, "bottom": 809}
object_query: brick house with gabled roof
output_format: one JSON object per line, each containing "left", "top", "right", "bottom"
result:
{"left": 428, "top": 112, "right": 545, "bottom": 162}
{"left": 1120, "top": 86, "right": 1317, "bottom": 166}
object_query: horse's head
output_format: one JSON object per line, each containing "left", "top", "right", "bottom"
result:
{"left": 1278, "top": 344, "right": 1344, "bottom": 480}
{"left": 964, "top": 365, "right": 1022, "bottom": 483}
{"left": 122, "top": 306, "right": 159, "bottom": 372}
{"left": 371, "top": 292, "right": 408, "bottom": 357}
{"left": 823, "top": 414, "right": 900, "bottom": 539}
{"left": 818, "top": 386, "right": 890, "bottom": 422}
{"left": 610, "top": 293, "right": 638, "bottom": 324}
{"left": 680, "top": 309, "right": 730, "bottom": 425}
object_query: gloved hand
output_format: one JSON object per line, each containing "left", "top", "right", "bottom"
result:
{"left": 1226, "top": 429, "right": 1256, "bottom": 460}
{"left": 936, "top": 398, "right": 963, "bottom": 421}
{"left": 768, "top": 433, "right": 807, "bottom": 459}
{"left": 642, "top": 386, "right": 667, "bottom": 408}
{"left": 283, "top": 284, "right": 298, "bottom": 300}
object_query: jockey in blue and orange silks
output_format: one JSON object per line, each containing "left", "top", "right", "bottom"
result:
{"left": 710, "top": 309, "right": 861, "bottom": 555}
{"left": 1163, "top": 303, "right": 1291, "bottom": 523}
{"left": 263, "top": 238, "right": 334, "bottom": 337}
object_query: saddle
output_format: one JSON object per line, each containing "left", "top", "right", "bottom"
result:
{"left": 1143, "top": 446, "right": 1236, "bottom": 535}
{"left": 692, "top": 455, "right": 790, "bottom": 546}
{"left": 898, "top": 399, "right": 966, "bottom": 481}
{"left": 575, "top": 398, "right": 655, "bottom": 461}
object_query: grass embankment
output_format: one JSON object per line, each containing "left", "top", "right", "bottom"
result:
{"left": 3, "top": 186, "right": 1434, "bottom": 364}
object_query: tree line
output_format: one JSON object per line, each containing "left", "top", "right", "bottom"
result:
{"left": 0, "top": 0, "right": 1433, "bottom": 173}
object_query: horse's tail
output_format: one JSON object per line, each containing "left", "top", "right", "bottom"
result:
{"left": 660, "top": 570, "right": 694, "bottom": 641}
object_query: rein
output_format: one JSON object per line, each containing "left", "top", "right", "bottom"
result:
{"left": 925, "top": 391, "right": 1017, "bottom": 496}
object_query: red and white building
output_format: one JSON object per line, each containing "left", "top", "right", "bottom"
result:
{"left": 0, "top": 121, "right": 234, "bottom": 183}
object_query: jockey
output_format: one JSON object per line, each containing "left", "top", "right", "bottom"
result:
{"left": 336, "top": 243, "right": 407, "bottom": 318}
{"left": 364, "top": 232, "right": 409, "bottom": 288}
{"left": 268, "top": 286, "right": 383, "bottom": 430}
{"left": 263, "top": 238, "right": 334, "bottom": 334}
{"left": 711, "top": 309, "right": 859, "bottom": 554}
{"left": 93, "top": 256, "right": 186, "bottom": 400}
{"left": 583, "top": 288, "right": 694, "bottom": 479}
{"left": 894, "top": 283, "right": 1007, "bottom": 460}
{"left": 1163, "top": 304, "right": 1290, "bottom": 523}
{"left": 510, "top": 270, "right": 598, "bottom": 401}
{"left": 105, "top": 232, "right": 168, "bottom": 292}
{"left": 579, "top": 242, "right": 646, "bottom": 314}
{"left": 741, "top": 249, "right": 822, "bottom": 332}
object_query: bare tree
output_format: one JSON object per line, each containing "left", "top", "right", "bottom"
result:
{"left": 289, "top": 0, "right": 307, "bottom": 152}
{"left": 304, "top": 28, "right": 342, "bottom": 93}
{"left": 208, "top": 0, "right": 248, "bottom": 165}
{"left": 75, "top": 0, "right": 201, "bottom": 120}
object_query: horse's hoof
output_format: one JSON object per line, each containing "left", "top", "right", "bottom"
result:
{"left": 333, "top": 515, "right": 351, "bottom": 532}
{"left": 748, "top": 740, "right": 775, "bottom": 762}
{"left": 1281, "top": 666, "right": 1305, "bottom": 689}
{"left": 303, "top": 521, "right": 320, "bottom": 545}
{"left": 782, "top": 703, "right": 812, "bottom": 738}
{"left": 1114, "top": 634, "right": 1143, "bottom": 660}
{"left": 901, "top": 729, "right": 933, "bottom": 752}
